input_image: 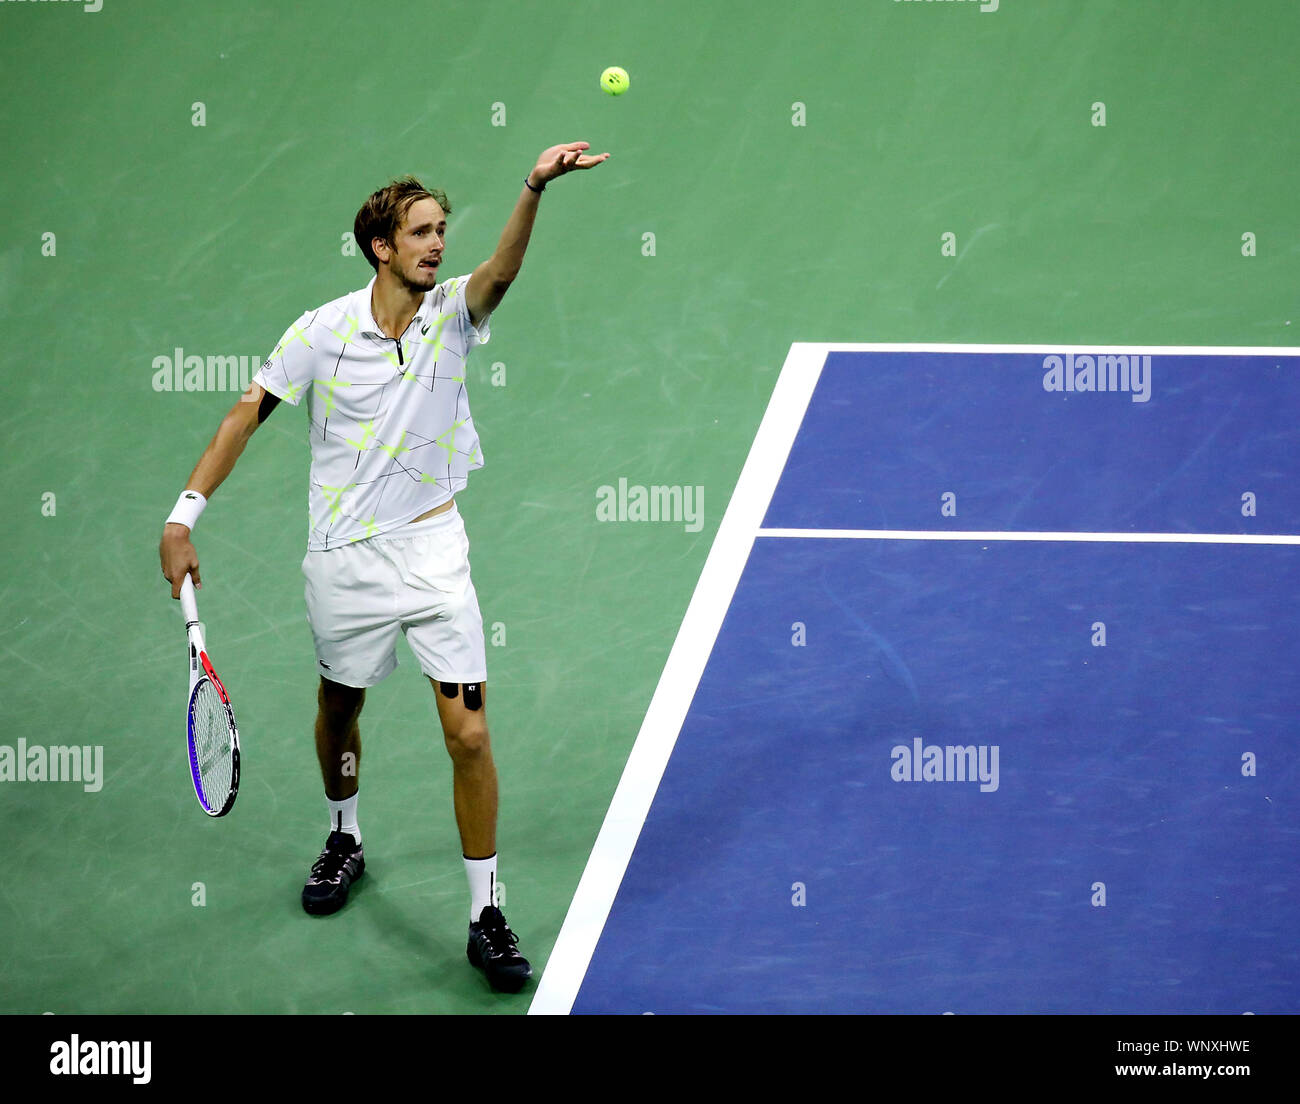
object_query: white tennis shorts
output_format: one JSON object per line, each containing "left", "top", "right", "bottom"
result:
{"left": 301, "top": 503, "right": 487, "bottom": 688}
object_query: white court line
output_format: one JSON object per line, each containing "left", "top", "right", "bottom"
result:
{"left": 758, "top": 528, "right": 1300, "bottom": 545}
{"left": 527, "top": 342, "right": 1299, "bottom": 1015}
{"left": 799, "top": 341, "right": 1300, "bottom": 356}
{"left": 527, "top": 343, "right": 829, "bottom": 1015}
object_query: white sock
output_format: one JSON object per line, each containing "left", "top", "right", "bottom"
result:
{"left": 327, "top": 793, "right": 360, "bottom": 845}
{"left": 464, "top": 854, "right": 497, "bottom": 923}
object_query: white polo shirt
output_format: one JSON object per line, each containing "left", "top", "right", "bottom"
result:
{"left": 253, "top": 272, "right": 491, "bottom": 550}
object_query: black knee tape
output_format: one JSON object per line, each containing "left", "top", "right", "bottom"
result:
{"left": 439, "top": 682, "right": 483, "bottom": 711}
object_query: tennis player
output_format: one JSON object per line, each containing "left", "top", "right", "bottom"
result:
{"left": 159, "top": 141, "right": 608, "bottom": 993}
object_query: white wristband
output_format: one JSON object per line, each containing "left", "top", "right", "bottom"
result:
{"left": 166, "top": 490, "right": 207, "bottom": 531}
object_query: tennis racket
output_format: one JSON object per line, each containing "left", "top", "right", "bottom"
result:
{"left": 180, "top": 573, "right": 240, "bottom": 816}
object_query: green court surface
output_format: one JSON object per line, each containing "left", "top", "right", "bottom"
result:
{"left": 0, "top": 0, "right": 1295, "bottom": 1014}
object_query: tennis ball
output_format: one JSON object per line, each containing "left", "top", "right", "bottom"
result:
{"left": 600, "top": 66, "right": 629, "bottom": 96}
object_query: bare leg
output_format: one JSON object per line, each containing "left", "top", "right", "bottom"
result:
{"left": 430, "top": 679, "right": 496, "bottom": 857}
{"left": 316, "top": 677, "right": 365, "bottom": 801}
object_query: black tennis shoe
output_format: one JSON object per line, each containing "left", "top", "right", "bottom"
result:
{"left": 301, "top": 830, "right": 364, "bottom": 916}
{"left": 467, "top": 905, "right": 532, "bottom": 992}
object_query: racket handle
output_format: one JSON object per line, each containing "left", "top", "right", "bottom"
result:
{"left": 179, "top": 573, "right": 199, "bottom": 625}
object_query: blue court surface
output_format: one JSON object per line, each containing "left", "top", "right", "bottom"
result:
{"left": 531, "top": 345, "right": 1300, "bottom": 1015}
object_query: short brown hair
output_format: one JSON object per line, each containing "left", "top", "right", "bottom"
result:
{"left": 354, "top": 176, "right": 452, "bottom": 271}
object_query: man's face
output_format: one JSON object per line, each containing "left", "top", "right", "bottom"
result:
{"left": 379, "top": 196, "right": 446, "bottom": 291}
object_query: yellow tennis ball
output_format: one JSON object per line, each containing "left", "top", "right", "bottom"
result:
{"left": 600, "top": 66, "right": 629, "bottom": 96}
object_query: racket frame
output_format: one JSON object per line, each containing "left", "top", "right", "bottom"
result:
{"left": 181, "top": 574, "right": 241, "bottom": 816}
